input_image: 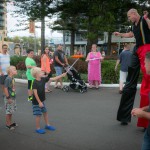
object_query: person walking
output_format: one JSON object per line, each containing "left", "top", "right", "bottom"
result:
{"left": 115, "top": 43, "right": 132, "bottom": 94}
{"left": 0, "top": 44, "right": 10, "bottom": 94}
{"left": 41, "top": 46, "right": 52, "bottom": 92}
{"left": 86, "top": 44, "right": 104, "bottom": 89}
{"left": 25, "top": 49, "right": 36, "bottom": 101}
{"left": 114, "top": 9, "right": 150, "bottom": 126}
{"left": 53, "top": 44, "right": 68, "bottom": 89}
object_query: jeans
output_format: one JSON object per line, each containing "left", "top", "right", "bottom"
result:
{"left": 141, "top": 130, "right": 150, "bottom": 150}
{"left": 54, "top": 66, "right": 63, "bottom": 76}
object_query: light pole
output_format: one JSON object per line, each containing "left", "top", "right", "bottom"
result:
{"left": 34, "top": 32, "right": 37, "bottom": 55}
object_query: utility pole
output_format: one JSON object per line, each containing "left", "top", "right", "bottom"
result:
{"left": 34, "top": 32, "right": 37, "bottom": 55}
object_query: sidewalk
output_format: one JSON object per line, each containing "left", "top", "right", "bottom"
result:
{"left": 15, "top": 78, "right": 141, "bottom": 88}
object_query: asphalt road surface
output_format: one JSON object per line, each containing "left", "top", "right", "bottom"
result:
{"left": 0, "top": 83, "right": 144, "bottom": 150}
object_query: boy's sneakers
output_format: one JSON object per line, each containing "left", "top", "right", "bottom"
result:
{"left": 10, "top": 123, "right": 18, "bottom": 127}
{"left": 6, "top": 123, "right": 18, "bottom": 130}
{"left": 28, "top": 96, "right": 33, "bottom": 102}
{"left": 36, "top": 129, "right": 46, "bottom": 134}
{"left": 6, "top": 125, "right": 15, "bottom": 130}
{"left": 45, "top": 125, "right": 56, "bottom": 131}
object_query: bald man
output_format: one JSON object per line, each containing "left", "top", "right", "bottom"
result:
{"left": 114, "top": 9, "right": 150, "bottom": 128}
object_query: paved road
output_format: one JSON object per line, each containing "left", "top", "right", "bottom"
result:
{"left": 0, "top": 83, "right": 144, "bottom": 150}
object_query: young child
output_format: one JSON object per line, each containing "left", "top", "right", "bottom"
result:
{"left": 31, "top": 67, "right": 66, "bottom": 134}
{"left": 4, "top": 66, "right": 18, "bottom": 130}
{"left": 131, "top": 52, "right": 150, "bottom": 150}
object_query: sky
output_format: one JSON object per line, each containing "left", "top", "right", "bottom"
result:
{"left": 7, "top": 2, "right": 63, "bottom": 40}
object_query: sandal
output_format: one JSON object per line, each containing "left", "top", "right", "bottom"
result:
{"left": 45, "top": 125, "right": 56, "bottom": 131}
{"left": 36, "top": 129, "right": 46, "bottom": 134}
{"left": 45, "top": 90, "right": 50, "bottom": 93}
{"left": 54, "top": 85, "right": 58, "bottom": 88}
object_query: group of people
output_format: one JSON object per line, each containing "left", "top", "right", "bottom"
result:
{"left": 0, "top": 41, "right": 105, "bottom": 134}
{"left": 0, "top": 7, "right": 150, "bottom": 149}
{"left": 0, "top": 44, "right": 68, "bottom": 133}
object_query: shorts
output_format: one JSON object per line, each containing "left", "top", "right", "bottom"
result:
{"left": 32, "top": 102, "right": 47, "bottom": 116}
{"left": 28, "top": 80, "right": 34, "bottom": 90}
{"left": 4, "top": 97, "right": 17, "bottom": 115}
{"left": 0, "top": 75, "right": 7, "bottom": 85}
{"left": 54, "top": 66, "right": 63, "bottom": 76}
{"left": 119, "top": 71, "right": 128, "bottom": 83}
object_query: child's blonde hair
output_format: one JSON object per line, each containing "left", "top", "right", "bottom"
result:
{"left": 7, "top": 66, "right": 16, "bottom": 75}
{"left": 31, "top": 67, "right": 41, "bottom": 78}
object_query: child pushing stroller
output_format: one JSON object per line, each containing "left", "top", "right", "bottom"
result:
{"left": 63, "top": 65, "right": 87, "bottom": 93}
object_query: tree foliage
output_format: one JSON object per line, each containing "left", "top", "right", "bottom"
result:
{"left": 11, "top": 0, "right": 56, "bottom": 54}
{"left": 53, "top": 0, "right": 142, "bottom": 55}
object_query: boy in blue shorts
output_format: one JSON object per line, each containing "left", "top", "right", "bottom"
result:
{"left": 31, "top": 67, "right": 66, "bottom": 134}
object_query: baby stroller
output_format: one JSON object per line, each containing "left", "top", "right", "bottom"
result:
{"left": 63, "top": 65, "right": 87, "bottom": 93}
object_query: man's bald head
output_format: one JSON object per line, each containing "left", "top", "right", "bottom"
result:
{"left": 127, "top": 8, "right": 138, "bottom": 15}
{"left": 127, "top": 8, "right": 140, "bottom": 23}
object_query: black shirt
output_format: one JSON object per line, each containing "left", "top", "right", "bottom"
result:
{"left": 32, "top": 77, "right": 49, "bottom": 105}
{"left": 53, "top": 50, "right": 65, "bottom": 67}
{"left": 132, "top": 17, "right": 150, "bottom": 47}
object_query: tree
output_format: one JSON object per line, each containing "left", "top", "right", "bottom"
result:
{"left": 11, "top": 0, "right": 55, "bottom": 54}
{"left": 7, "top": 36, "right": 41, "bottom": 54}
{"left": 54, "top": 0, "right": 124, "bottom": 55}
{"left": 52, "top": 0, "right": 85, "bottom": 55}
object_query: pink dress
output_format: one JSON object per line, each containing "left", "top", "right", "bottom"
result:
{"left": 88, "top": 52, "right": 102, "bottom": 85}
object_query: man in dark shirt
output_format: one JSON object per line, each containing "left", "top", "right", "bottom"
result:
{"left": 115, "top": 44, "right": 132, "bottom": 94}
{"left": 131, "top": 52, "right": 150, "bottom": 150}
{"left": 114, "top": 9, "right": 150, "bottom": 126}
{"left": 53, "top": 44, "right": 68, "bottom": 89}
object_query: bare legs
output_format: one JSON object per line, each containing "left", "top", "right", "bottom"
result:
{"left": 35, "top": 112, "right": 50, "bottom": 130}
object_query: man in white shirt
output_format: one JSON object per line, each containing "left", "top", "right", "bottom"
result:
{"left": 0, "top": 44, "right": 10, "bottom": 93}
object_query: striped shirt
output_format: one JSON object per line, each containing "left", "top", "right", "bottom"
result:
{"left": 0, "top": 53, "right": 10, "bottom": 75}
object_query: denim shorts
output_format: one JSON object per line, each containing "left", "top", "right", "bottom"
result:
{"left": 141, "top": 129, "right": 150, "bottom": 150}
{"left": 54, "top": 66, "right": 63, "bottom": 76}
{"left": 32, "top": 102, "right": 47, "bottom": 116}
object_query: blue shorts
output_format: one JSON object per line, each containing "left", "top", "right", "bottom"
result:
{"left": 32, "top": 102, "right": 47, "bottom": 116}
{"left": 54, "top": 66, "right": 63, "bottom": 76}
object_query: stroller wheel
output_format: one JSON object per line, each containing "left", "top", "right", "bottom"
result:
{"left": 80, "top": 89, "right": 84, "bottom": 93}
{"left": 84, "top": 88, "right": 87, "bottom": 92}
{"left": 63, "top": 85, "right": 69, "bottom": 92}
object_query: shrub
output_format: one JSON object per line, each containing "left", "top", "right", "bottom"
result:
{"left": 10, "top": 56, "right": 26, "bottom": 66}
{"left": 11, "top": 55, "right": 143, "bottom": 84}
{"left": 101, "top": 60, "right": 119, "bottom": 83}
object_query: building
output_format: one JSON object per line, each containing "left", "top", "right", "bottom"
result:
{"left": 0, "top": 1, "right": 7, "bottom": 39}
{"left": 0, "top": 0, "right": 7, "bottom": 52}
{"left": 62, "top": 31, "right": 135, "bottom": 56}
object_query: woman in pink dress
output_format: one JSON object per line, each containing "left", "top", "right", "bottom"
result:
{"left": 86, "top": 44, "right": 104, "bottom": 88}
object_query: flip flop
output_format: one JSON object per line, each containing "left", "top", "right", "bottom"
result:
{"left": 45, "top": 90, "right": 50, "bottom": 93}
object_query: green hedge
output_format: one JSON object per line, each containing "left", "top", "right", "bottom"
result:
{"left": 11, "top": 56, "right": 142, "bottom": 84}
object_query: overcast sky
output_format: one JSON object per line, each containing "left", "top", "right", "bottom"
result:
{"left": 7, "top": 2, "right": 62, "bottom": 39}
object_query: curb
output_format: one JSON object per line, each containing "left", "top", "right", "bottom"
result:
{"left": 15, "top": 78, "right": 141, "bottom": 88}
